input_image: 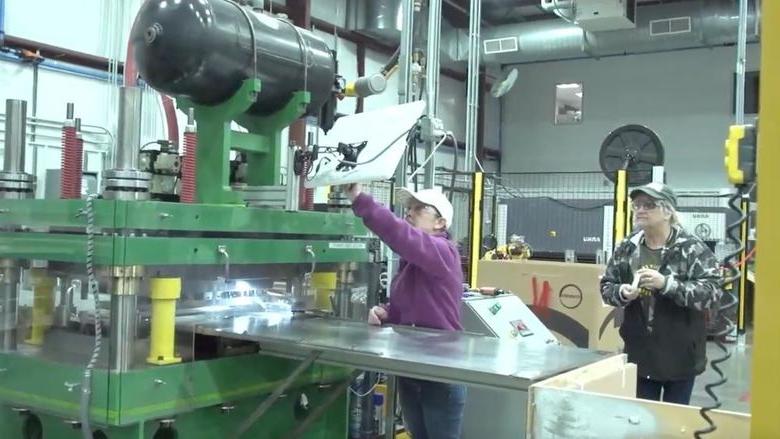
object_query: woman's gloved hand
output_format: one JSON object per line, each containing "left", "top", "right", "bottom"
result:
{"left": 367, "top": 305, "right": 388, "bottom": 326}
{"left": 344, "top": 183, "right": 362, "bottom": 201}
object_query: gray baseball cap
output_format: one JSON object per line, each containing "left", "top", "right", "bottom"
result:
{"left": 630, "top": 182, "right": 678, "bottom": 208}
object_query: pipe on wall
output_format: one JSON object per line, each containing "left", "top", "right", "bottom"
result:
{"left": 0, "top": 51, "right": 114, "bottom": 82}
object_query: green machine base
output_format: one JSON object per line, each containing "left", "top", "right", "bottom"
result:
{"left": 0, "top": 353, "right": 350, "bottom": 438}
{"left": 0, "top": 387, "right": 346, "bottom": 439}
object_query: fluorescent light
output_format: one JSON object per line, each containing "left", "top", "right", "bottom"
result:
{"left": 575, "top": 92, "right": 583, "bottom": 98}
{"left": 556, "top": 83, "right": 581, "bottom": 89}
{"left": 234, "top": 280, "right": 253, "bottom": 293}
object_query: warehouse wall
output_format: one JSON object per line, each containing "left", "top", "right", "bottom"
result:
{"left": 3, "top": 0, "right": 127, "bottom": 58}
{"left": 499, "top": 44, "right": 762, "bottom": 190}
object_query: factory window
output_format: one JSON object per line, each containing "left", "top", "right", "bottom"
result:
{"left": 554, "top": 82, "right": 583, "bottom": 125}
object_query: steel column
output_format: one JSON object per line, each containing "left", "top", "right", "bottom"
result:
{"left": 3, "top": 100, "right": 27, "bottom": 174}
{"left": 0, "top": 259, "right": 19, "bottom": 350}
{"left": 423, "top": 0, "right": 443, "bottom": 188}
{"left": 464, "top": 0, "right": 483, "bottom": 173}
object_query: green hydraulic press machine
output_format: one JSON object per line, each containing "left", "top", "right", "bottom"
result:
{"left": 0, "top": 1, "right": 377, "bottom": 437}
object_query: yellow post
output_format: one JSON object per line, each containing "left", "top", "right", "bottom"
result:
{"left": 625, "top": 177, "right": 633, "bottom": 236}
{"left": 751, "top": 1, "right": 779, "bottom": 436}
{"left": 613, "top": 170, "right": 629, "bottom": 245}
{"left": 26, "top": 269, "right": 54, "bottom": 346}
{"left": 737, "top": 196, "right": 749, "bottom": 334}
{"left": 146, "top": 278, "right": 182, "bottom": 365}
{"left": 469, "top": 172, "right": 484, "bottom": 287}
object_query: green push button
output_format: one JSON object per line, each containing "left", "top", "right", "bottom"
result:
{"left": 489, "top": 303, "right": 502, "bottom": 315}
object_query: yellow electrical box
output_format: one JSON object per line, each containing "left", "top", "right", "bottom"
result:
{"left": 724, "top": 124, "right": 757, "bottom": 185}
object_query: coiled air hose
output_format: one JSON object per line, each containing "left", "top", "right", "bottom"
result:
{"left": 694, "top": 186, "right": 748, "bottom": 437}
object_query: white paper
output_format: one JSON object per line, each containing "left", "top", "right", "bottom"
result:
{"left": 303, "top": 101, "right": 426, "bottom": 188}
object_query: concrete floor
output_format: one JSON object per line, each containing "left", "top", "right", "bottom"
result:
{"left": 690, "top": 335, "right": 752, "bottom": 413}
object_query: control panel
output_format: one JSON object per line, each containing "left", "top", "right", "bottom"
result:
{"left": 461, "top": 294, "right": 558, "bottom": 346}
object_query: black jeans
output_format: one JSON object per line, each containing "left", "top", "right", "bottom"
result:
{"left": 637, "top": 376, "right": 696, "bottom": 405}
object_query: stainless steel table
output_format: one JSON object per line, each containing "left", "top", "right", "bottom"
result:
{"left": 183, "top": 312, "right": 608, "bottom": 390}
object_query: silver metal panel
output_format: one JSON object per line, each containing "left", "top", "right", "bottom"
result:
{"left": 461, "top": 295, "right": 558, "bottom": 346}
{"left": 460, "top": 301, "right": 496, "bottom": 337}
{"left": 109, "top": 294, "right": 137, "bottom": 371}
{"left": 464, "top": 387, "right": 529, "bottom": 439}
{"left": 185, "top": 314, "right": 607, "bottom": 391}
{"left": 460, "top": 295, "right": 559, "bottom": 439}
{"left": 44, "top": 170, "right": 98, "bottom": 200}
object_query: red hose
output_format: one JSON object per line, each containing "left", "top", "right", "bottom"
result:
{"left": 181, "top": 131, "right": 198, "bottom": 203}
{"left": 161, "top": 95, "right": 180, "bottom": 146}
{"left": 60, "top": 125, "right": 81, "bottom": 199}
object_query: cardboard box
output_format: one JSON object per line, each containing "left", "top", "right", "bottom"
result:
{"left": 478, "top": 260, "right": 623, "bottom": 352}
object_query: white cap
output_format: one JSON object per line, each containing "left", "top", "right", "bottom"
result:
{"left": 396, "top": 187, "right": 454, "bottom": 229}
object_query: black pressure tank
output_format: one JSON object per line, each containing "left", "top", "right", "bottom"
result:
{"left": 130, "top": 0, "right": 336, "bottom": 116}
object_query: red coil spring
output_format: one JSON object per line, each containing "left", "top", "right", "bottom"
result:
{"left": 180, "top": 131, "right": 198, "bottom": 203}
{"left": 60, "top": 126, "right": 81, "bottom": 199}
{"left": 298, "top": 159, "right": 313, "bottom": 210}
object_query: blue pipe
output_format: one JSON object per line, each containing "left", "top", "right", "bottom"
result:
{"left": 0, "top": 51, "right": 118, "bottom": 82}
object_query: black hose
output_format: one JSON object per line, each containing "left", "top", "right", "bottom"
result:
{"left": 380, "top": 47, "right": 401, "bottom": 78}
{"left": 694, "top": 187, "right": 746, "bottom": 437}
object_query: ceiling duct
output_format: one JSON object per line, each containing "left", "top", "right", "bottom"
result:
{"left": 441, "top": 0, "right": 759, "bottom": 65}
{"left": 347, "top": 0, "right": 403, "bottom": 43}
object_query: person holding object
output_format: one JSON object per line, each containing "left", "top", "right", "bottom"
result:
{"left": 600, "top": 182, "right": 722, "bottom": 405}
{"left": 346, "top": 182, "right": 465, "bottom": 439}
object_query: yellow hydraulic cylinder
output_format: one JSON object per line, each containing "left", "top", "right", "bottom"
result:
{"left": 146, "top": 278, "right": 182, "bottom": 365}
{"left": 26, "top": 270, "right": 55, "bottom": 346}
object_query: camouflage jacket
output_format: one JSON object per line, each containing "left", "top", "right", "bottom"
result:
{"left": 600, "top": 226, "right": 722, "bottom": 380}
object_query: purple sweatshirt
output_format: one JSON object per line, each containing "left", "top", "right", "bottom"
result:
{"left": 352, "top": 193, "right": 463, "bottom": 331}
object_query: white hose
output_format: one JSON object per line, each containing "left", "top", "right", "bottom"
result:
{"left": 80, "top": 194, "right": 102, "bottom": 439}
